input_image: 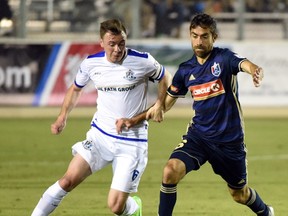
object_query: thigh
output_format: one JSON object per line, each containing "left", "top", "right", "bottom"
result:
{"left": 209, "top": 143, "right": 247, "bottom": 189}
{"left": 111, "top": 142, "right": 148, "bottom": 193}
{"left": 71, "top": 128, "right": 112, "bottom": 173}
{"left": 60, "top": 153, "right": 92, "bottom": 191}
{"left": 169, "top": 132, "right": 209, "bottom": 173}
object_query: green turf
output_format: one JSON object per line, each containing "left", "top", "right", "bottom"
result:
{"left": 0, "top": 117, "right": 287, "bottom": 215}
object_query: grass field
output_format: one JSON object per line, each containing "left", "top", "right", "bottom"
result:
{"left": 0, "top": 108, "right": 287, "bottom": 215}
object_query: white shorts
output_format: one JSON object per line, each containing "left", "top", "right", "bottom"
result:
{"left": 72, "top": 127, "right": 148, "bottom": 193}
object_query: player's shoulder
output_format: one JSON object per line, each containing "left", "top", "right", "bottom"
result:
{"left": 213, "top": 47, "right": 241, "bottom": 59}
{"left": 214, "top": 47, "right": 246, "bottom": 61}
{"left": 80, "top": 51, "right": 105, "bottom": 71}
{"left": 127, "top": 48, "right": 149, "bottom": 59}
{"left": 178, "top": 56, "right": 196, "bottom": 70}
{"left": 86, "top": 51, "right": 105, "bottom": 59}
{"left": 83, "top": 51, "right": 106, "bottom": 66}
{"left": 213, "top": 46, "right": 231, "bottom": 54}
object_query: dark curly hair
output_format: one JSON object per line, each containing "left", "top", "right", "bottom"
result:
{"left": 190, "top": 13, "right": 218, "bottom": 37}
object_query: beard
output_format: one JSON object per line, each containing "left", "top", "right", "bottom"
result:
{"left": 193, "top": 45, "right": 212, "bottom": 59}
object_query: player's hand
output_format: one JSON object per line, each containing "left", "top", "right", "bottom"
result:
{"left": 253, "top": 67, "right": 264, "bottom": 87}
{"left": 146, "top": 104, "right": 164, "bottom": 123}
{"left": 116, "top": 118, "right": 133, "bottom": 134}
{"left": 51, "top": 116, "right": 66, "bottom": 135}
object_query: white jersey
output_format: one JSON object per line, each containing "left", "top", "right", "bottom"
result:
{"left": 75, "top": 48, "right": 165, "bottom": 141}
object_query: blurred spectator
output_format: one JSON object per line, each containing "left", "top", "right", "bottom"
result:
{"left": 142, "top": 1, "right": 156, "bottom": 37}
{"left": 106, "top": 0, "right": 157, "bottom": 38}
{"left": 193, "top": 0, "right": 206, "bottom": 13}
{"left": 0, "top": 0, "right": 12, "bottom": 21}
{"left": 246, "top": 0, "right": 258, "bottom": 12}
{"left": 70, "top": 0, "right": 97, "bottom": 32}
{"left": 147, "top": 0, "right": 166, "bottom": 37}
{"left": 147, "top": 0, "right": 187, "bottom": 38}
{"left": 0, "top": 0, "right": 13, "bottom": 36}
{"left": 108, "top": 0, "right": 132, "bottom": 33}
{"left": 272, "top": 0, "right": 288, "bottom": 12}
{"left": 212, "top": 0, "right": 223, "bottom": 12}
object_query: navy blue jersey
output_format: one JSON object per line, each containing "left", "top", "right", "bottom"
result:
{"left": 167, "top": 47, "right": 246, "bottom": 144}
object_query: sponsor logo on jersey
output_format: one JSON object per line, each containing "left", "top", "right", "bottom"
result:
{"left": 211, "top": 62, "right": 221, "bottom": 77}
{"left": 123, "top": 70, "right": 136, "bottom": 81}
{"left": 132, "top": 170, "right": 140, "bottom": 181}
{"left": 97, "top": 84, "right": 136, "bottom": 92}
{"left": 189, "top": 79, "right": 225, "bottom": 101}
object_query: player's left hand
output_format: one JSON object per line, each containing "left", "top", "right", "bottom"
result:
{"left": 253, "top": 67, "right": 264, "bottom": 87}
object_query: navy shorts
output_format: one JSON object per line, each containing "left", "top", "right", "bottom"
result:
{"left": 170, "top": 130, "right": 247, "bottom": 189}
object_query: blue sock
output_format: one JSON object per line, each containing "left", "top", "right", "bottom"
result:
{"left": 246, "top": 188, "right": 269, "bottom": 216}
{"left": 158, "top": 183, "right": 177, "bottom": 216}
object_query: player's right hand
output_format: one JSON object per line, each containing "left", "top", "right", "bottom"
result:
{"left": 51, "top": 117, "right": 66, "bottom": 135}
{"left": 146, "top": 104, "right": 164, "bottom": 123}
{"left": 115, "top": 118, "right": 132, "bottom": 134}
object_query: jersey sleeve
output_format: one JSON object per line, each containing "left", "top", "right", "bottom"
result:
{"left": 146, "top": 53, "right": 165, "bottom": 82}
{"left": 74, "top": 58, "right": 90, "bottom": 88}
{"left": 167, "top": 65, "right": 188, "bottom": 98}
{"left": 224, "top": 49, "right": 246, "bottom": 75}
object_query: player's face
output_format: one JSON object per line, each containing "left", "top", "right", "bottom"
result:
{"left": 101, "top": 31, "right": 127, "bottom": 63}
{"left": 190, "top": 26, "right": 215, "bottom": 60}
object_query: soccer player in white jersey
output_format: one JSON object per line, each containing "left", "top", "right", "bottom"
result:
{"left": 31, "top": 19, "right": 171, "bottom": 216}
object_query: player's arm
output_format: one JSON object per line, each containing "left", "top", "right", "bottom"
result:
{"left": 51, "top": 83, "right": 83, "bottom": 135}
{"left": 240, "top": 60, "right": 264, "bottom": 87}
{"left": 163, "top": 94, "right": 177, "bottom": 112}
{"left": 116, "top": 108, "right": 150, "bottom": 134}
{"left": 146, "top": 69, "right": 172, "bottom": 122}
{"left": 116, "top": 93, "right": 177, "bottom": 134}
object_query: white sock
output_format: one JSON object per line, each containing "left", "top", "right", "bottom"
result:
{"left": 116, "top": 196, "right": 139, "bottom": 216}
{"left": 31, "top": 181, "right": 68, "bottom": 216}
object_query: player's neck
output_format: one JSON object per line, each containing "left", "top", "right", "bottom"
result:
{"left": 196, "top": 54, "right": 211, "bottom": 65}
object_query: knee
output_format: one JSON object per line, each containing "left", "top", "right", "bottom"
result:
{"left": 108, "top": 206, "right": 123, "bottom": 215}
{"left": 58, "top": 177, "right": 76, "bottom": 192}
{"left": 229, "top": 187, "right": 250, "bottom": 204}
{"left": 162, "top": 159, "right": 186, "bottom": 184}
{"left": 107, "top": 200, "right": 124, "bottom": 215}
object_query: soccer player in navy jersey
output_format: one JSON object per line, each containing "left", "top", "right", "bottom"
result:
{"left": 31, "top": 19, "right": 171, "bottom": 216}
{"left": 117, "top": 13, "right": 274, "bottom": 215}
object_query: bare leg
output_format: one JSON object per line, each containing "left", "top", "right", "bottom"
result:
{"left": 229, "top": 185, "right": 271, "bottom": 216}
{"left": 108, "top": 189, "right": 139, "bottom": 215}
{"left": 59, "top": 153, "right": 92, "bottom": 191}
{"left": 31, "top": 154, "right": 91, "bottom": 216}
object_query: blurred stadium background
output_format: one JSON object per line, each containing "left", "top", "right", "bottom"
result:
{"left": 0, "top": 1, "right": 288, "bottom": 215}
{"left": 1, "top": 0, "right": 288, "bottom": 40}
{"left": 0, "top": 0, "right": 288, "bottom": 112}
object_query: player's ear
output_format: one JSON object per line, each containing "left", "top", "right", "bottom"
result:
{"left": 213, "top": 33, "right": 218, "bottom": 42}
{"left": 100, "top": 39, "right": 104, "bottom": 48}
